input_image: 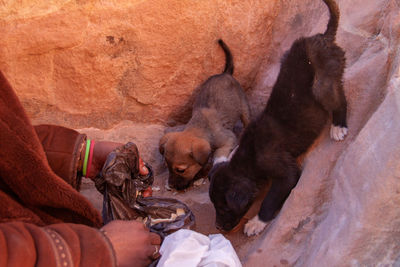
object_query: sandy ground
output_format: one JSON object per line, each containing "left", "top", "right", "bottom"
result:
{"left": 80, "top": 169, "right": 268, "bottom": 261}
{"left": 78, "top": 123, "right": 268, "bottom": 262}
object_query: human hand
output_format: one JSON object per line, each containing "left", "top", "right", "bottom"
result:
{"left": 87, "top": 141, "right": 149, "bottom": 178}
{"left": 101, "top": 220, "right": 161, "bottom": 267}
{"left": 138, "top": 157, "right": 149, "bottom": 176}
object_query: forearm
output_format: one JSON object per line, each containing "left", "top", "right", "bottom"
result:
{"left": 34, "top": 124, "right": 149, "bottom": 192}
{"left": 0, "top": 222, "right": 116, "bottom": 267}
{"left": 34, "top": 125, "right": 123, "bottom": 186}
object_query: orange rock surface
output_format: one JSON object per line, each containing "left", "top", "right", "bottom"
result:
{"left": 1, "top": 0, "right": 399, "bottom": 266}
{"left": 0, "top": 0, "right": 277, "bottom": 128}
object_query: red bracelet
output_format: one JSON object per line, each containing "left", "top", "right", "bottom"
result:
{"left": 85, "top": 140, "right": 95, "bottom": 178}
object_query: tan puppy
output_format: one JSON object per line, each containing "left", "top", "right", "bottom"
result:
{"left": 159, "top": 39, "right": 251, "bottom": 190}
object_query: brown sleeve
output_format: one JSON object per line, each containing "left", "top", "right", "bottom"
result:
{"left": 0, "top": 222, "right": 116, "bottom": 267}
{"left": 34, "top": 124, "right": 86, "bottom": 190}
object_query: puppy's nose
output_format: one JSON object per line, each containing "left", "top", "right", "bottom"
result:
{"left": 174, "top": 167, "right": 185, "bottom": 174}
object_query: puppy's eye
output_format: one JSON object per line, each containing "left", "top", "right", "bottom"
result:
{"left": 175, "top": 167, "right": 185, "bottom": 174}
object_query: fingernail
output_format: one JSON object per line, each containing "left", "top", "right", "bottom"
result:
{"left": 142, "top": 166, "right": 149, "bottom": 174}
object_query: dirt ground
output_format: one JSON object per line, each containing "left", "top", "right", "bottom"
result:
{"left": 78, "top": 123, "right": 269, "bottom": 262}
{"left": 80, "top": 168, "right": 269, "bottom": 262}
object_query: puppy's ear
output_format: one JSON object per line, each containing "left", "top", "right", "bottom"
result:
{"left": 191, "top": 138, "right": 211, "bottom": 165}
{"left": 159, "top": 132, "right": 177, "bottom": 155}
{"left": 226, "top": 184, "right": 252, "bottom": 212}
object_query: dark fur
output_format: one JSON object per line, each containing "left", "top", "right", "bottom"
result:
{"left": 160, "top": 40, "right": 250, "bottom": 190}
{"left": 209, "top": 0, "right": 347, "bottom": 231}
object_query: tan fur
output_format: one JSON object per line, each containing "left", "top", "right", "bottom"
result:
{"left": 160, "top": 74, "right": 250, "bottom": 190}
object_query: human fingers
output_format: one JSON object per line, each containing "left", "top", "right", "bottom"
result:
{"left": 152, "top": 245, "right": 161, "bottom": 259}
{"left": 139, "top": 157, "right": 149, "bottom": 175}
{"left": 146, "top": 244, "right": 161, "bottom": 260}
{"left": 149, "top": 232, "right": 162, "bottom": 245}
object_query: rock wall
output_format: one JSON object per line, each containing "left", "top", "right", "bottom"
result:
{"left": 245, "top": 0, "right": 400, "bottom": 266}
{"left": 1, "top": 0, "right": 399, "bottom": 266}
{"left": 0, "top": 0, "right": 278, "bottom": 128}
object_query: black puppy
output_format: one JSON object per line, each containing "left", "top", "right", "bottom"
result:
{"left": 209, "top": 0, "right": 348, "bottom": 236}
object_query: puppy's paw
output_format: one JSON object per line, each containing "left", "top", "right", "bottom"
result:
{"left": 330, "top": 125, "right": 348, "bottom": 141}
{"left": 164, "top": 184, "right": 172, "bottom": 191}
{"left": 244, "top": 215, "right": 267, "bottom": 236}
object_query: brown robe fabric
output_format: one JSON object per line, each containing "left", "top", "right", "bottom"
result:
{"left": 35, "top": 124, "right": 86, "bottom": 190}
{"left": 0, "top": 222, "right": 116, "bottom": 267}
{"left": 0, "top": 71, "right": 116, "bottom": 266}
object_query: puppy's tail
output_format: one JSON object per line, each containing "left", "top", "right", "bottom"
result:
{"left": 218, "top": 39, "right": 234, "bottom": 75}
{"left": 322, "top": 0, "right": 340, "bottom": 40}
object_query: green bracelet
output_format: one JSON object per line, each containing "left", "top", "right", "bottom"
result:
{"left": 82, "top": 139, "right": 91, "bottom": 176}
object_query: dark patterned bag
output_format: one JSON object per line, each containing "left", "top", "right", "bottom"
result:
{"left": 94, "top": 142, "right": 194, "bottom": 237}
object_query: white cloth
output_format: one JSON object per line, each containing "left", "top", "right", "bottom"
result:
{"left": 157, "top": 229, "right": 242, "bottom": 267}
